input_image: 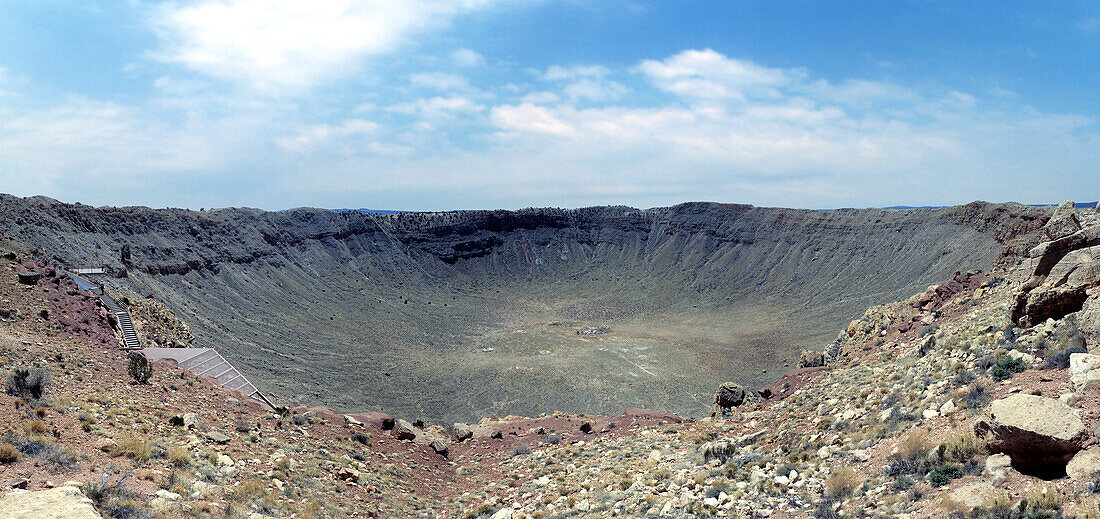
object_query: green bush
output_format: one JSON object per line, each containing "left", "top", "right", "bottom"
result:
{"left": 127, "top": 353, "right": 152, "bottom": 384}
{"left": 990, "top": 356, "right": 1025, "bottom": 382}
{"left": 927, "top": 464, "right": 961, "bottom": 487}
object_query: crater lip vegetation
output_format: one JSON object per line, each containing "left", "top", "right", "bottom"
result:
{"left": 2, "top": 195, "right": 1048, "bottom": 425}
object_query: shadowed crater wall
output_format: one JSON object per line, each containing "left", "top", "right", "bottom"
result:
{"left": 0, "top": 196, "right": 1048, "bottom": 424}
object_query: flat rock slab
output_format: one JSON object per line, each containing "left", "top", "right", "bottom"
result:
{"left": 0, "top": 486, "right": 101, "bottom": 519}
{"left": 975, "top": 394, "right": 1087, "bottom": 477}
{"left": 1068, "top": 446, "right": 1100, "bottom": 480}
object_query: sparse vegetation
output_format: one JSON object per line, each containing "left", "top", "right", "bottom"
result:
{"left": 127, "top": 353, "right": 152, "bottom": 384}
{"left": 6, "top": 366, "right": 49, "bottom": 400}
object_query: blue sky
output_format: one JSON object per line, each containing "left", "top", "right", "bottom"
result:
{"left": 0, "top": 1, "right": 1097, "bottom": 211}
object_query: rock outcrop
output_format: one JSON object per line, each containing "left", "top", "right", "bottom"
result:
{"left": 0, "top": 486, "right": 102, "bottom": 519}
{"left": 1011, "top": 201, "right": 1100, "bottom": 332}
{"left": 974, "top": 394, "right": 1088, "bottom": 477}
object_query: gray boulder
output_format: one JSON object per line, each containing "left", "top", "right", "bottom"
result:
{"left": 974, "top": 394, "right": 1087, "bottom": 477}
{"left": 452, "top": 423, "right": 473, "bottom": 442}
{"left": 1045, "top": 201, "right": 1082, "bottom": 241}
{"left": 710, "top": 382, "right": 745, "bottom": 417}
{"left": 393, "top": 419, "right": 417, "bottom": 441}
{"left": 430, "top": 438, "right": 449, "bottom": 457}
{"left": 798, "top": 350, "right": 825, "bottom": 368}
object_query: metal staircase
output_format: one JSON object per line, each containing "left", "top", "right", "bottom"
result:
{"left": 62, "top": 266, "right": 274, "bottom": 410}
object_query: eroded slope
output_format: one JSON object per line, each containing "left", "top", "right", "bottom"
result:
{"left": 0, "top": 196, "right": 1048, "bottom": 424}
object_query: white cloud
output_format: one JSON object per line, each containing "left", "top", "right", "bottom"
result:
{"left": 521, "top": 91, "right": 561, "bottom": 104}
{"left": 562, "top": 78, "right": 629, "bottom": 102}
{"left": 541, "top": 65, "right": 610, "bottom": 81}
{"left": 491, "top": 103, "right": 574, "bottom": 135}
{"left": 450, "top": 48, "right": 485, "bottom": 67}
{"left": 638, "top": 49, "right": 802, "bottom": 101}
{"left": 276, "top": 119, "right": 379, "bottom": 153}
{"left": 410, "top": 72, "right": 470, "bottom": 92}
{"left": 387, "top": 96, "right": 484, "bottom": 120}
{"left": 151, "top": 0, "right": 505, "bottom": 93}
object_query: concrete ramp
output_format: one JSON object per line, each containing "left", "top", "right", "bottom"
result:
{"left": 142, "top": 348, "right": 274, "bottom": 410}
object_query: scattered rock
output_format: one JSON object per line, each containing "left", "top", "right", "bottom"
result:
{"left": 94, "top": 438, "right": 116, "bottom": 452}
{"left": 393, "top": 419, "right": 417, "bottom": 441}
{"left": 974, "top": 394, "right": 1088, "bottom": 477}
{"left": 699, "top": 439, "right": 736, "bottom": 464}
{"left": 182, "top": 413, "right": 199, "bottom": 429}
{"left": 453, "top": 423, "right": 473, "bottom": 442}
{"left": 5, "top": 479, "right": 27, "bottom": 490}
{"left": 430, "top": 438, "right": 449, "bottom": 457}
{"left": 16, "top": 271, "right": 40, "bottom": 285}
{"left": 947, "top": 481, "right": 998, "bottom": 512}
{"left": 344, "top": 412, "right": 394, "bottom": 430}
{"left": 206, "top": 431, "right": 231, "bottom": 445}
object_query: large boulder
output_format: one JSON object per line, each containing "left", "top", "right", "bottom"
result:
{"left": 974, "top": 394, "right": 1088, "bottom": 477}
{"left": 1045, "top": 201, "right": 1082, "bottom": 241}
{"left": 798, "top": 350, "right": 825, "bottom": 368}
{"left": 0, "top": 486, "right": 102, "bottom": 519}
{"left": 710, "top": 382, "right": 745, "bottom": 417}
{"left": 393, "top": 419, "right": 417, "bottom": 441}
{"left": 452, "top": 423, "right": 473, "bottom": 442}
{"left": 1067, "top": 446, "right": 1100, "bottom": 480}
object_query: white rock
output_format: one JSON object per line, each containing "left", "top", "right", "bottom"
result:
{"left": 940, "top": 399, "right": 957, "bottom": 415}
{"left": 155, "top": 489, "right": 181, "bottom": 501}
{"left": 703, "top": 497, "right": 719, "bottom": 507}
{"left": 922, "top": 409, "right": 939, "bottom": 420}
{"left": 773, "top": 475, "right": 790, "bottom": 485}
{"left": 489, "top": 508, "right": 513, "bottom": 519}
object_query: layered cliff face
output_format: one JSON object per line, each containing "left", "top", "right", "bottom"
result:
{"left": 0, "top": 195, "right": 1049, "bottom": 424}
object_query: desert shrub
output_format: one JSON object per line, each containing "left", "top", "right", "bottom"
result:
{"left": 17, "top": 440, "right": 76, "bottom": 470}
{"left": 953, "top": 368, "right": 976, "bottom": 387}
{"left": 1020, "top": 484, "right": 1063, "bottom": 514}
{"left": 964, "top": 381, "right": 991, "bottom": 409}
{"left": 1045, "top": 344, "right": 1088, "bottom": 370}
{"left": 6, "top": 366, "right": 49, "bottom": 400}
{"left": 928, "top": 464, "right": 962, "bottom": 487}
{"left": 351, "top": 432, "right": 371, "bottom": 446}
{"left": 813, "top": 498, "right": 841, "bottom": 519}
{"left": 24, "top": 419, "right": 48, "bottom": 437}
{"left": 824, "top": 467, "right": 859, "bottom": 499}
{"left": 511, "top": 444, "right": 531, "bottom": 457}
{"left": 127, "top": 353, "right": 151, "bottom": 384}
{"left": 0, "top": 443, "right": 19, "bottom": 463}
{"left": 231, "top": 478, "right": 267, "bottom": 501}
{"left": 167, "top": 446, "right": 190, "bottom": 468}
{"left": 919, "top": 324, "right": 939, "bottom": 338}
{"left": 942, "top": 430, "right": 984, "bottom": 464}
{"left": 110, "top": 435, "right": 151, "bottom": 463}
{"left": 543, "top": 434, "right": 561, "bottom": 445}
{"left": 991, "top": 356, "right": 1026, "bottom": 382}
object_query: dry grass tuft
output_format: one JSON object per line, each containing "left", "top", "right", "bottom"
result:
{"left": 824, "top": 467, "right": 859, "bottom": 499}
{"left": 110, "top": 434, "right": 152, "bottom": 462}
